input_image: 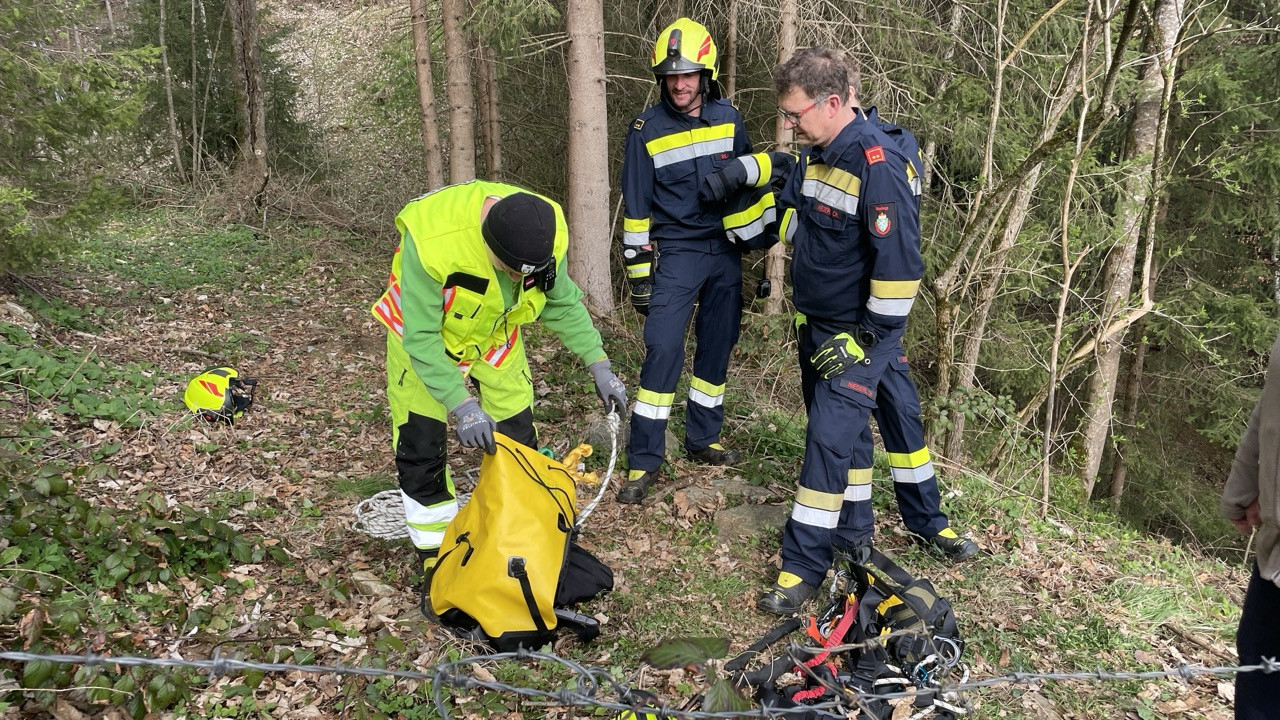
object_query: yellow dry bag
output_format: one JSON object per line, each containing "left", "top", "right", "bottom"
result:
{"left": 428, "top": 433, "right": 579, "bottom": 650}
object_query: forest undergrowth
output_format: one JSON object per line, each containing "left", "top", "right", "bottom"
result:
{"left": 0, "top": 211, "right": 1257, "bottom": 719}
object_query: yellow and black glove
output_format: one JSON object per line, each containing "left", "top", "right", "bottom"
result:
{"left": 624, "top": 244, "right": 654, "bottom": 316}
{"left": 811, "top": 332, "right": 869, "bottom": 379}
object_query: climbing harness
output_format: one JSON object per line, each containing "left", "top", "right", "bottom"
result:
{"left": 727, "top": 548, "right": 971, "bottom": 719}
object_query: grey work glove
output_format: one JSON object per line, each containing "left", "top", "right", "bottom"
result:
{"left": 452, "top": 397, "right": 497, "bottom": 454}
{"left": 587, "top": 359, "right": 627, "bottom": 414}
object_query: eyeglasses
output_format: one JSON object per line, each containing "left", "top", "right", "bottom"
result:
{"left": 776, "top": 96, "right": 829, "bottom": 125}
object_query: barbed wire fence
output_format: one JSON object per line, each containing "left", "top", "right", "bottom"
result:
{"left": 2, "top": 647, "right": 1276, "bottom": 718}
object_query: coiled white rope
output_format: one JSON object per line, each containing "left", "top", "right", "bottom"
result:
{"left": 352, "top": 412, "right": 620, "bottom": 539}
{"left": 574, "top": 409, "right": 620, "bottom": 531}
{"left": 351, "top": 490, "right": 409, "bottom": 539}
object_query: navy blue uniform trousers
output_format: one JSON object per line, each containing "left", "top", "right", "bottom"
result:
{"left": 628, "top": 243, "right": 742, "bottom": 472}
{"left": 782, "top": 319, "right": 949, "bottom": 586}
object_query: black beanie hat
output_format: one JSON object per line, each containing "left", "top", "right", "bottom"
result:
{"left": 481, "top": 193, "right": 556, "bottom": 274}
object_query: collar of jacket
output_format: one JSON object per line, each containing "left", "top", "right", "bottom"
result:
{"left": 811, "top": 108, "right": 871, "bottom": 165}
{"left": 658, "top": 97, "right": 732, "bottom": 126}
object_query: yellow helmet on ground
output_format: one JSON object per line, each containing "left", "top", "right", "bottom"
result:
{"left": 183, "top": 367, "right": 257, "bottom": 423}
{"left": 651, "top": 18, "right": 719, "bottom": 80}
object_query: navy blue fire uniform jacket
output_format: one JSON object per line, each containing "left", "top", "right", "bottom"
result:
{"left": 776, "top": 109, "right": 949, "bottom": 587}
{"left": 621, "top": 97, "right": 751, "bottom": 472}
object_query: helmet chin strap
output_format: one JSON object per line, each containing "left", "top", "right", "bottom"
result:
{"left": 658, "top": 74, "right": 708, "bottom": 115}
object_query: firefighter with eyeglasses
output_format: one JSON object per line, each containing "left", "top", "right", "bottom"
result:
{"left": 371, "top": 183, "right": 627, "bottom": 571}
{"left": 616, "top": 18, "right": 776, "bottom": 504}
{"left": 751, "top": 47, "right": 979, "bottom": 616}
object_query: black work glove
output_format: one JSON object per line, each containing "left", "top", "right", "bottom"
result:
{"left": 700, "top": 160, "right": 748, "bottom": 204}
{"left": 452, "top": 397, "right": 496, "bottom": 454}
{"left": 629, "top": 280, "right": 652, "bottom": 316}
{"left": 624, "top": 244, "right": 654, "bottom": 317}
{"left": 810, "top": 332, "right": 869, "bottom": 380}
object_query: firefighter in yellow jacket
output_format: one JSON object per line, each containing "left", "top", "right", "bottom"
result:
{"left": 372, "top": 181, "right": 627, "bottom": 570}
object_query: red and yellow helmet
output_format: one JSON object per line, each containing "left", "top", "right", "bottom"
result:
{"left": 183, "top": 367, "right": 257, "bottom": 423}
{"left": 651, "top": 18, "right": 718, "bottom": 80}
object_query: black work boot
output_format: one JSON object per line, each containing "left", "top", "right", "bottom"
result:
{"left": 916, "top": 528, "right": 979, "bottom": 562}
{"left": 757, "top": 572, "right": 817, "bottom": 615}
{"left": 416, "top": 548, "right": 439, "bottom": 590}
{"left": 687, "top": 442, "right": 740, "bottom": 465}
{"left": 616, "top": 470, "right": 659, "bottom": 504}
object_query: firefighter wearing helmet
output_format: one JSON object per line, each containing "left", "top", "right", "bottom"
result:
{"left": 616, "top": 18, "right": 772, "bottom": 504}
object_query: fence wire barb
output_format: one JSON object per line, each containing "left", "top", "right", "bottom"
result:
{"left": 2, "top": 648, "right": 1277, "bottom": 719}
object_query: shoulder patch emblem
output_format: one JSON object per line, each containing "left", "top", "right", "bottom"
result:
{"left": 632, "top": 118, "right": 645, "bottom": 131}
{"left": 865, "top": 145, "right": 886, "bottom": 165}
{"left": 871, "top": 202, "right": 896, "bottom": 238}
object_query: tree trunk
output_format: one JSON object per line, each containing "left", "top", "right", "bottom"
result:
{"left": 475, "top": 41, "right": 502, "bottom": 179}
{"left": 931, "top": 0, "right": 1008, "bottom": 409}
{"left": 1079, "top": 0, "right": 1182, "bottom": 492}
{"left": 1273, "top": 225, "right": 1280, "bottom": 311}
{"left": 409, "top": 0, "right": 445, "bottom": 190}
{"left": 564, "top": 0, "right": 613, "bottom": 314}
{"left": 189, "top": 0, "right": 200, "bottom": 177}
{"left": 227, "top": 0, "right": 269, "bottom": 219}
{"left": 941, "top": 21, "right": 1100, "bottom": 460}
{"left": 105, "top": 0, "right": 115, "bottom": 33}
{"left": 921, "top": 0, "right": 964, "bottom": 190}
{"left": 159, "top": 0, "right": 187, "bottom": 182}
{"left": 724, "top": 0, "right": 738, "bottom": 99}
{"left": 1108, "top": 317, "right": 1150, "bottom": 508}
{"left": 764, "top": 0, "right": 798, "bottom": 315}
{"left": 194, "top": 0, "right": 216, "bottom": 174}
{"left": 441, "top": 0, "right": 475, "bottom": 183}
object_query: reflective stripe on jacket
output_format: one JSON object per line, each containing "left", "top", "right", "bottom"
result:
{"left": 621, "top": 98, "right": 751, "bottom": 250}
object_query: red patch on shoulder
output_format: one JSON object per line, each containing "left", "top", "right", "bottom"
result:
{"left": 865, "top": 145, "right": 886, "bottom": 165}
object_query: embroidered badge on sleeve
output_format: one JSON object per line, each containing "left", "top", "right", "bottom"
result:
{"left": 870, "top": 202, "right": 896, "bottom": 237}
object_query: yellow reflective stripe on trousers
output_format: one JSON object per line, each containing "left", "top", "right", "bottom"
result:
{"left": 797, "top": 486, "right": 844, "bottom": 511}
{"left": 844, "top": 467, "right": 872, "bottom": 502}
{"left": 688, "top": 376, "right": 726, "bottom": 409}
{"left": 635, "top": 387, "right": 676, "bottom": 420}
{"left": 401, "top": 489, "right": 457, "bottom": 550}
{"left": 888, "top": 448, "right": 935, "bottom": 484}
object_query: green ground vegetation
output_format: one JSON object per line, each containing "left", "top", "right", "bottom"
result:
{"left": 0, "top": 212, "right": 1253, "bottom": 718}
